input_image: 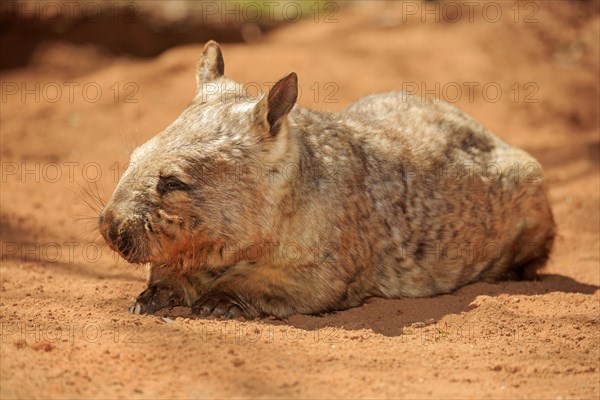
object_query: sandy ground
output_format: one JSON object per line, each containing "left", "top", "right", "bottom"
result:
{"left": 1, "top": 1, "right": 599, "bottom": 398}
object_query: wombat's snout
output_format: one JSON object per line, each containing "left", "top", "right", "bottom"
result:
{"left": 99, "top": 209, "right": 139, "bottom": 261}
{"left": 98, "top": 209, "right": 118, "bottom": 249}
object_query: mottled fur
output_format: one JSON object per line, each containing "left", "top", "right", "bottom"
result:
{"left": 99, "top": 41, "right": 555, "bottom": 319}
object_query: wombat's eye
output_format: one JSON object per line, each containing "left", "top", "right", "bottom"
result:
{"left": 157, "top": 176, "right": 190, "bottom": 195}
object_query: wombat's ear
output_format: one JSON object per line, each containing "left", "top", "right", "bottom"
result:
{"left": 255, "top": 72, "right": 298, "bottom": 136}
{"left": 196, "top": 40, "right": 224, "bottom": 86}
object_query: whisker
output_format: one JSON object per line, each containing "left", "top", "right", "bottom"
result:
{"left": 90, "top": 180, "right": 106, "bottom": 209}
{"left": 97, "top": 179, "right": 108, "bottom": 208}
{"left": 67, "top": 185, "right": 101, "bottom": 215}
{"left": 73, "top": 215, "right": 99, "bottom": 222}
{"left": 83, "top": 181, "right": 105, "bottom": 210}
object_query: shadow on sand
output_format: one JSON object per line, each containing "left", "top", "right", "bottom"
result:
{"left": 274, "top": 274, "right": 599, "bottom": 337}
{"left": 157, "top": 273, "right": 598, "bottom": 337}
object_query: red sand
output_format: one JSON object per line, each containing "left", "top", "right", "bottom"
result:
{"left": 1, "top": 2, "right": 599, "bottom": 398}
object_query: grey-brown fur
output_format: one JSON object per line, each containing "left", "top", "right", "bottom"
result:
{"left": 99, "top": 41, "right": 555, "bottom": 319}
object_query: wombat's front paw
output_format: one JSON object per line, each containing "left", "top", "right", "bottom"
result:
{"left": 128, "top": 285, "right": 182, "bottom": 315}
{"left": 191, "top": 292, "right": 248, "bottom": 319}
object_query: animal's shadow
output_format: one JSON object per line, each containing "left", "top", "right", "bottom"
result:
{"left": 273, "top": 274, "right": 598, "bottom": 337}
{"left": 160, "top": 274, "right": 598, "bottom": 337}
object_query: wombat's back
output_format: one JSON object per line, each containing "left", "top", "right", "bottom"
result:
{"left": 332, "top": 92, "right": 556, "bottom": 297}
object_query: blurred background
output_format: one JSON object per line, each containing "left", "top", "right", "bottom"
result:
{"left": 1, "top": 1, "right": 599, "bottom": 399}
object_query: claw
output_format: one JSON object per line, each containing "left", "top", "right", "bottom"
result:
{"left": 223, "top": 306, "right": 242, "bottom": 319}
{"left": 128, "top": 285, "right": 182, "bottom": 315}
{"left": 192, "top": 292, "right": 245, "bottom": 319}
{"left": 128, "top": 300, "right": 145, "bottom": 315}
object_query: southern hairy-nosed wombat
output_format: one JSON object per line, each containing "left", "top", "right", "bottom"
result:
{"left": 99, "top": 41, "right": 555, "bottom": 319}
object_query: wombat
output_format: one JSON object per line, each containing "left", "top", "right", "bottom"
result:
{"left": 99, "top": 41, "right": 555, "bottom": 319}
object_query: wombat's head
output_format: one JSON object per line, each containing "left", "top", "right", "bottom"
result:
{"left": 99, "top": 41, "right": 298, "bottom": 267}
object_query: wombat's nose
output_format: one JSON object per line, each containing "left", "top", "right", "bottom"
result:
{"left": 99, "top": 209, "right": 112, "bottom": 230}
{"left": 98, "top": 209, "right": 118, "bottom": 246}
{"left": 108, "top": 222, "right": 119, "bottom": 244}
{"left": 100, "top": 214, "right": 134, "bottom": 257}
{"left": 116, "top": 231, "right": 133, "bottom": 256}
